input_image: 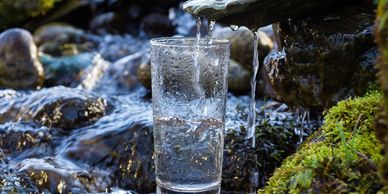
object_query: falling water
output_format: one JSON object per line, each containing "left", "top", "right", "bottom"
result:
{"left": 247, "top": 30, "right": 260, "bottom": 148}
{"left": 206, "top": 20, "right": 216, "bottom": 44}
{"left": 247, "top": 29, "right": 260, "bottom": 194}
{"left": 193, "top": 17, "right": 206, "bottom": 107}
{"left": 196, "top": 17, "right": 202, "bottom": 42}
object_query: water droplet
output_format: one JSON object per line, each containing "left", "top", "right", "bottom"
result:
{"left": 229, "top": 25, "right": 239, "bottom": 31}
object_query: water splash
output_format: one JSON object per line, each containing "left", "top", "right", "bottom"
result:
{"left": 78, "top": 54, "right": 110, "bottom": 91}
{"left": 263, "top": 47, "right": 287, "bottom": 81}
{"left": 294, "top": 108, "right": 312, "bottom": 143}
{"left": 247, "top": 30, "right": 260, "bottom": 148}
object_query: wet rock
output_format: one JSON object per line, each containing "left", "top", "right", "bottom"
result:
{"left": 0, "top": 122, "right": 52, "bottom": 157}
{"left": 21, "top": 87, "right": 112, "bottom": 130}
{"left": 137, "top": 63, "right": 152, "bottom": 90}
{"left": 61, "top": 106, "right": 155, "bottom": 193}
{"left": 141, "top": 13, "right": 175, "bottom": 37}
{"left": 0, "top": 0, "right": 56, "bottom": 30}
{"left": 17, "top": 157, "right": 111, "bottom": 193}
{"left": 34, "top": 23, "right": 96, "bottom": 56}
{"left": 0, "top": 87, "right": 113, "bottom": 130}
{"left": 183, "top": 0, "right": 369, "bottom": 29}
{"left": 0, "top": 28, "right": 44, "bottom": 89}
{"left": 39, "top": 52, "right": 95, "bottom": 87}
{"left": 0, "top": 160, "right": 39, "bottom": 193}
{"left": 265, "top": 8, "right": 377, "bottom": 110}
{"left": 222, "top": 123, "right": 299, "bottom": 191}
{"left": 214, "top": 27, "right": 273, "bottom": 71}
{"left": 228, "top": 59, "right": 251, "bottom": 95}
{"left": 106, "top": 53, "right": 143, "bottom": 91}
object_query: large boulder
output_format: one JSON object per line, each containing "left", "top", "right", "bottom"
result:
{"left": 264, "top": 7, "right": 377, "bottom": 110}
{"left": 0, "top": 28, "right": 44, "bottom": 89}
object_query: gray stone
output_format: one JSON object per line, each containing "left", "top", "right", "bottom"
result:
{"left": 0, "top": 28, "right": 44, "bottom": 89}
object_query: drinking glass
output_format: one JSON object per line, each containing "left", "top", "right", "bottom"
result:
{"left": 150, "top": 37, "right": 230, "bottom": 193}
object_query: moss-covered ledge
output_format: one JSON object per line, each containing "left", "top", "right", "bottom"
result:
{"left": 375, "top": 0, "right": 388, "bottom": 192}
{"left": 259, "top": 92, "right": 384, "bottom": 193}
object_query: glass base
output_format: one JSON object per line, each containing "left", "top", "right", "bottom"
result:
{"left": 156, "top": 184, "right": 220, "bottom": 194}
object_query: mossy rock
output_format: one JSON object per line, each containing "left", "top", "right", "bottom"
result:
{"left": 259, "top": 91, "right": 384, "bottom": 193}
{"left": 0, "top": 0, "right": 57, "bottom": 30}
{"left": 375, "top": 0, "right": 388, "bottom": 190}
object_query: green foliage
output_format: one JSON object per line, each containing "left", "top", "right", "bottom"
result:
{"left": 0, "top": 0, "right": 56, "bottom": 29}
{"left": 259, "top": 92, "right": 384, "bottom": 193}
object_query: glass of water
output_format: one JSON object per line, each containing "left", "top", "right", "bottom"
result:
{"left": 150, "top": 37, "right": 230, "bottom": 193}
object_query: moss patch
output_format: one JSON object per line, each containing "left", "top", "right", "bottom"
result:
{"left": 259, "top": 91, "right": 384, "bottom": 193}
{"left": 0, "top": 0, "right": 56, "bottom": 30}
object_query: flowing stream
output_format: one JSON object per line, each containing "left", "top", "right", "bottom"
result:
{"left": 0, "top": 6, "right": 322, "bottom": 193}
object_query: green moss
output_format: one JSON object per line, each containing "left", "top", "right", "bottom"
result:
{"left": 0, "top": 0, "right": 56, "bottom": 30}
{"left": 376, "top": 0, "right": 388, "bottom": 189}
{"left": 259, "top": 91, "right": 384, "bottom": 193}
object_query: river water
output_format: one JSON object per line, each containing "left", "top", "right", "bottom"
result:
{"left": 0, "top": 8, "right": 320, "bottom": 194}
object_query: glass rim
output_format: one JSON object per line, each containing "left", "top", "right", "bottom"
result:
{"left": 150, "top": 37, "right": 230, "bottom": 47}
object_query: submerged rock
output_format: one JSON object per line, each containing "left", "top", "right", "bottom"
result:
{"left": 17, "top": 157, "right": 112, "bottom": 193}
{"left": 0, "top": 122, "right": 53, "bottom": 157}
{"left": 260, "top": 92, "right": 384, "bottom": 193}
{"left": 265, "top": 8, "right": 377, "bottom": 110}
{"left": 39, "top": 52, "right": 95, "bottom": 87}
{"left": 0, "top": 87, "right": 112, "bottom": 130}
{"left": 21, "top": 87, "right": 112, "bottom": 130}
{"left": 0, "top": 28, "right": 44, "bottom": 89}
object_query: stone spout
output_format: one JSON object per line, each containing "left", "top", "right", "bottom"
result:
{"left": 183, "top": 0, "right": 368, "bottom": 29}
